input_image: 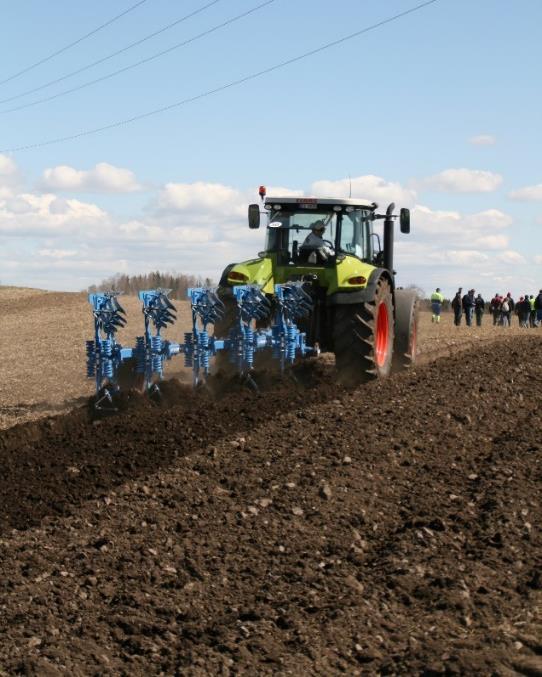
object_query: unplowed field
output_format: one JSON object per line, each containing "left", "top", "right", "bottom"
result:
{"left": 0, "top": 288, "right": 540, "bottom": 675}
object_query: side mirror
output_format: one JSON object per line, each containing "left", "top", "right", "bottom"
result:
{"left": 400, "top": 208, "right": 410, "bottom": 234}
{"left": 248, "top": 204, "right": 261, "bottom": 229}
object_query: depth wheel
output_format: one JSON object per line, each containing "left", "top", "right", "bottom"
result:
{"left": 333, "top": 277, "right": 394, "bottom": 386}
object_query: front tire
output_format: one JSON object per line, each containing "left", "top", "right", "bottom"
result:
{"left": 333, "top": 277, "right": 394, "bottom": 386}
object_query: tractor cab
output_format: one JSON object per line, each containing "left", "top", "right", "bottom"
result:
{"left": 250, "top": 195, "right": 378, "bottom": 267}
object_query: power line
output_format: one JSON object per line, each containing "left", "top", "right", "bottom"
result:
{"left": 1, "top": 0, "right": 441, "bottom": 153}
{"left": 0, "top": 0, "right": 275, "bottom": 115}
{"left": 0, "top": 0, "right": 151, "bottom": 87}
{"left": 0, "top": 0, "right": 224, "bottom": 106}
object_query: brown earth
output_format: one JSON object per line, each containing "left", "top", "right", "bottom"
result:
{"left": 0, "top": 289, "right": 541, "bottom": 675}
{"left": 0, "top": 286, "right": 533, "bottom": 429}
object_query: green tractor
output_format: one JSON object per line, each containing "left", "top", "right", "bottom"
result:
{"left": 216, "top": 186, "right": 418, "bottom": 385}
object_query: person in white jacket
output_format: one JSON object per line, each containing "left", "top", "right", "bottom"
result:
{"left": 300, "top": 220, "right": 334, "bottom": 261}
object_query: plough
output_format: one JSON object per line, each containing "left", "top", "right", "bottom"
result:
{"left": 86, "top": 283, "right": 316, "bottom": 407}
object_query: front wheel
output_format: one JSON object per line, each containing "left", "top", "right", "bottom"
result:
{"left": 333, "top": 277, "right": 394, "bottom": 386}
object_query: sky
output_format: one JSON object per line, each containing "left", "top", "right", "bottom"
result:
{"left": 0, "top": 0, "right": 541, "bottom": 299}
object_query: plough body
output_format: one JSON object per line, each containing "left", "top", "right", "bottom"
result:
{"left": 86, "top": 283, "right": 316, "bottom": 403}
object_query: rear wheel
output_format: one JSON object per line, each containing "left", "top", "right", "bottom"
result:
{"left": 333, "top": 277, "right": 394, "bottom": 386}
{"left": 392, "top": 289, "right": 419, "bottom": 371}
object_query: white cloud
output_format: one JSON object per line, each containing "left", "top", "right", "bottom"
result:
{"left": 534, "top": 255, "right": 542, "bottom": 265}
{"left": 42, "top": 162, "right": 142, "bottom": 193}
{"left": 0, "top": 154, "right": 17, "bottom": 176}
{"left": 38, "top": 248, "right": 78, "bottom": 258}
{"left": 0, "top": 192, "right": 108, "bottom": 236}
{"left": 473, "top": 234, "right": 509, "bottom": 250}
{"left": 411, "top": 205, "right": 512, "bottom": 238}
{"left": 265, "top": 185, "right": 304, "bottom": 198}
{"left": 469, "top": 135, "right": 496, "bottom": 146}
{"left": 497, "top": 250, "right": 526, "bottom": 264}
{"left": 311, "top": 175, "right": 417, "bottom": 208}
{"left": 418, "top": 168, "right": 503, "bottom": 193}
{"left": 0, "top": 154, "right": 21, "bottom": 199}
{"left": 508, "top": 184, "right": 542, "bottom": 201}
{"left": 0, "top": 169, "right": 536, "bottom": 297}
{"left": 157, "top": 181, "right": 245, "bottom": 221}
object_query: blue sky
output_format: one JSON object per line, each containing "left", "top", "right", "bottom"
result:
{"left": 0, "top": 0, "right": 541, "bottom": 297}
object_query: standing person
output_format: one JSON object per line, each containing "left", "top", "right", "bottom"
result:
{"left": 474, "top": 293, "right": 485, "bottom": 326}
{"left": 518, "top": 296, "right": 530, "bottom": 328}
{"left": 514, "top": 296, "right": 525, "bottom": 327}
{"left": 529, "top": 295, "right": 536, "bottom": 327}
{"left": 505, "top": 292, "right": 515, "bottom": 326}
{"left": 500, "top": 295, "right": 511, "bottom": 327}
{"left": 535, "top": 289, "right": 542, "bottom": 327}
{"left": 430, "top": 287, "right": 444, "bottom": 323}
{"left": 489, "top": 293, "right": 501, "bottom": 326}
{"left": 462, "top": 289, "right": 475, "bottom": 327}
{"left": 451, "top": 288, "right": 463, "bottom": 326}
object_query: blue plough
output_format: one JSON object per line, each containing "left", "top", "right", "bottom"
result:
{"left": 86, "top": 283, "right": 316, "bottom": 407}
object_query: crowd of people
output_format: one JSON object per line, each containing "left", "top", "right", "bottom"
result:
{"left": 430, "top": 287, "right": 542, "bottom": 328}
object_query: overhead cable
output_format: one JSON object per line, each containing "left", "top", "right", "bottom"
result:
{"left": 0, "top": 0, "right": 274, "bottom": 115}
{"left": 0, "top": 0, "right": 441, "bottom": 153}
{"left": 0, "top": 0, "right": 150, "bottom": 87}
{"left": 0, "top": 0, "right": 224, "bottom": 106}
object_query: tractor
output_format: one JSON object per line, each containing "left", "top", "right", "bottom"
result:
{"left": 215, "top": 186, "right": 418, "bottom": 385}
{"left": 85, "top": 187, "right": 417, "bottom": 406}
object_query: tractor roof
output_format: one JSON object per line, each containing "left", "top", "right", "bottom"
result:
{"left": 264, "top": 196, "right": 377, "bottom": 210}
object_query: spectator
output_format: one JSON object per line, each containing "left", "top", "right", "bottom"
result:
{"left": 462, "top": 289, "right": 476, "bottom": 327}
{"left": 518, "top": 296, "right": 530, "bottom": 328}
{"left": 430, "top": 287, "right": 444, "bottom": 323}
{"left": 535, "top": 289, "right": 542, "bottom": 327}
{"left": 489, "top": 293, "right": 501, "bottom": 326}
{"left": 500, "top": 295, "right": 511, "bottom": 327}
{"left": 529, "top": 294, "right": 536, "bottom": 327}
{"left": 514, "top": 296, "right": 525, "bottom": 327}
{"left": 451, "top": 288, "right": 463, "bottom": 326}
{"left": 474, "top": 293, "right": 485, "bottom": 326}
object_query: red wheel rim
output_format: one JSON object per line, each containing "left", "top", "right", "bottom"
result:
{"left": 375, "top": 302, "right": 389, "bottom": 367}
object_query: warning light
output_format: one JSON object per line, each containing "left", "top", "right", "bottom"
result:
{"left": 259, "top": 185, "right": 267, "bottom": 199}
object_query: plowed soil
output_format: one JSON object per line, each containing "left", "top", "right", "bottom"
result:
{"left": 0, "top": 320, "right": 541, "bottom": 674}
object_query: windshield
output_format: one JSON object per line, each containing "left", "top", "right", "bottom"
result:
{"left": 338, "top": 209, "right": 372, "bottom": 260}
{"left": 264, "top": 208, "right": 372, "bottom": 263}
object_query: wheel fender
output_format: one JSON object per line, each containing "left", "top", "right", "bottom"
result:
{"left": 326, "top": 268, "right": 393, "bottom": 306}
{"left": 218, "top": 263, "right": 236, "bottom": 287}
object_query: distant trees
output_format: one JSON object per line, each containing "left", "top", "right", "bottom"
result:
{"left": 87, "top": 271, "right": 214, "bottom": 299}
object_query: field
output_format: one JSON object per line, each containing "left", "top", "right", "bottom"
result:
{"left": 0, "top": 287, "right": 540, "bottom": 675}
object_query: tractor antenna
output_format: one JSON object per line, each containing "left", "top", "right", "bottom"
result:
{"left": 348, "top": 175, "right": 352, "bottom": 198}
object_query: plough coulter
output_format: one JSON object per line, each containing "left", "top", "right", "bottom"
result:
{"left": 86, "top": 283, "right": 316, "bottom": 407}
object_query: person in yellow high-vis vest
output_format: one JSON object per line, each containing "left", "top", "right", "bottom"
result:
{"left": 430, "top": 288, "right": 444, "bottom": 323}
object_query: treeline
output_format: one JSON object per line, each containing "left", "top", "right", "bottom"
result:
{"left": 87, "top": 271, "right": 214, "bottom": 299}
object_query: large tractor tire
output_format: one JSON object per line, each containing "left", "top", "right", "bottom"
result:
{"left": 392, "top": 289, "right": 419, "bottom": 371}
{"left": 333, "top": 277, "right": 394, "bottom": 386}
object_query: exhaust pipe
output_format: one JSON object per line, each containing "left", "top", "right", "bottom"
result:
{"left": 383, "top": 202, "right": 395, "bottom": 274}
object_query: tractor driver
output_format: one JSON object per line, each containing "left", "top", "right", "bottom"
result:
{"left": 300, "top": 219, "right": 335, "bottom": 262}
